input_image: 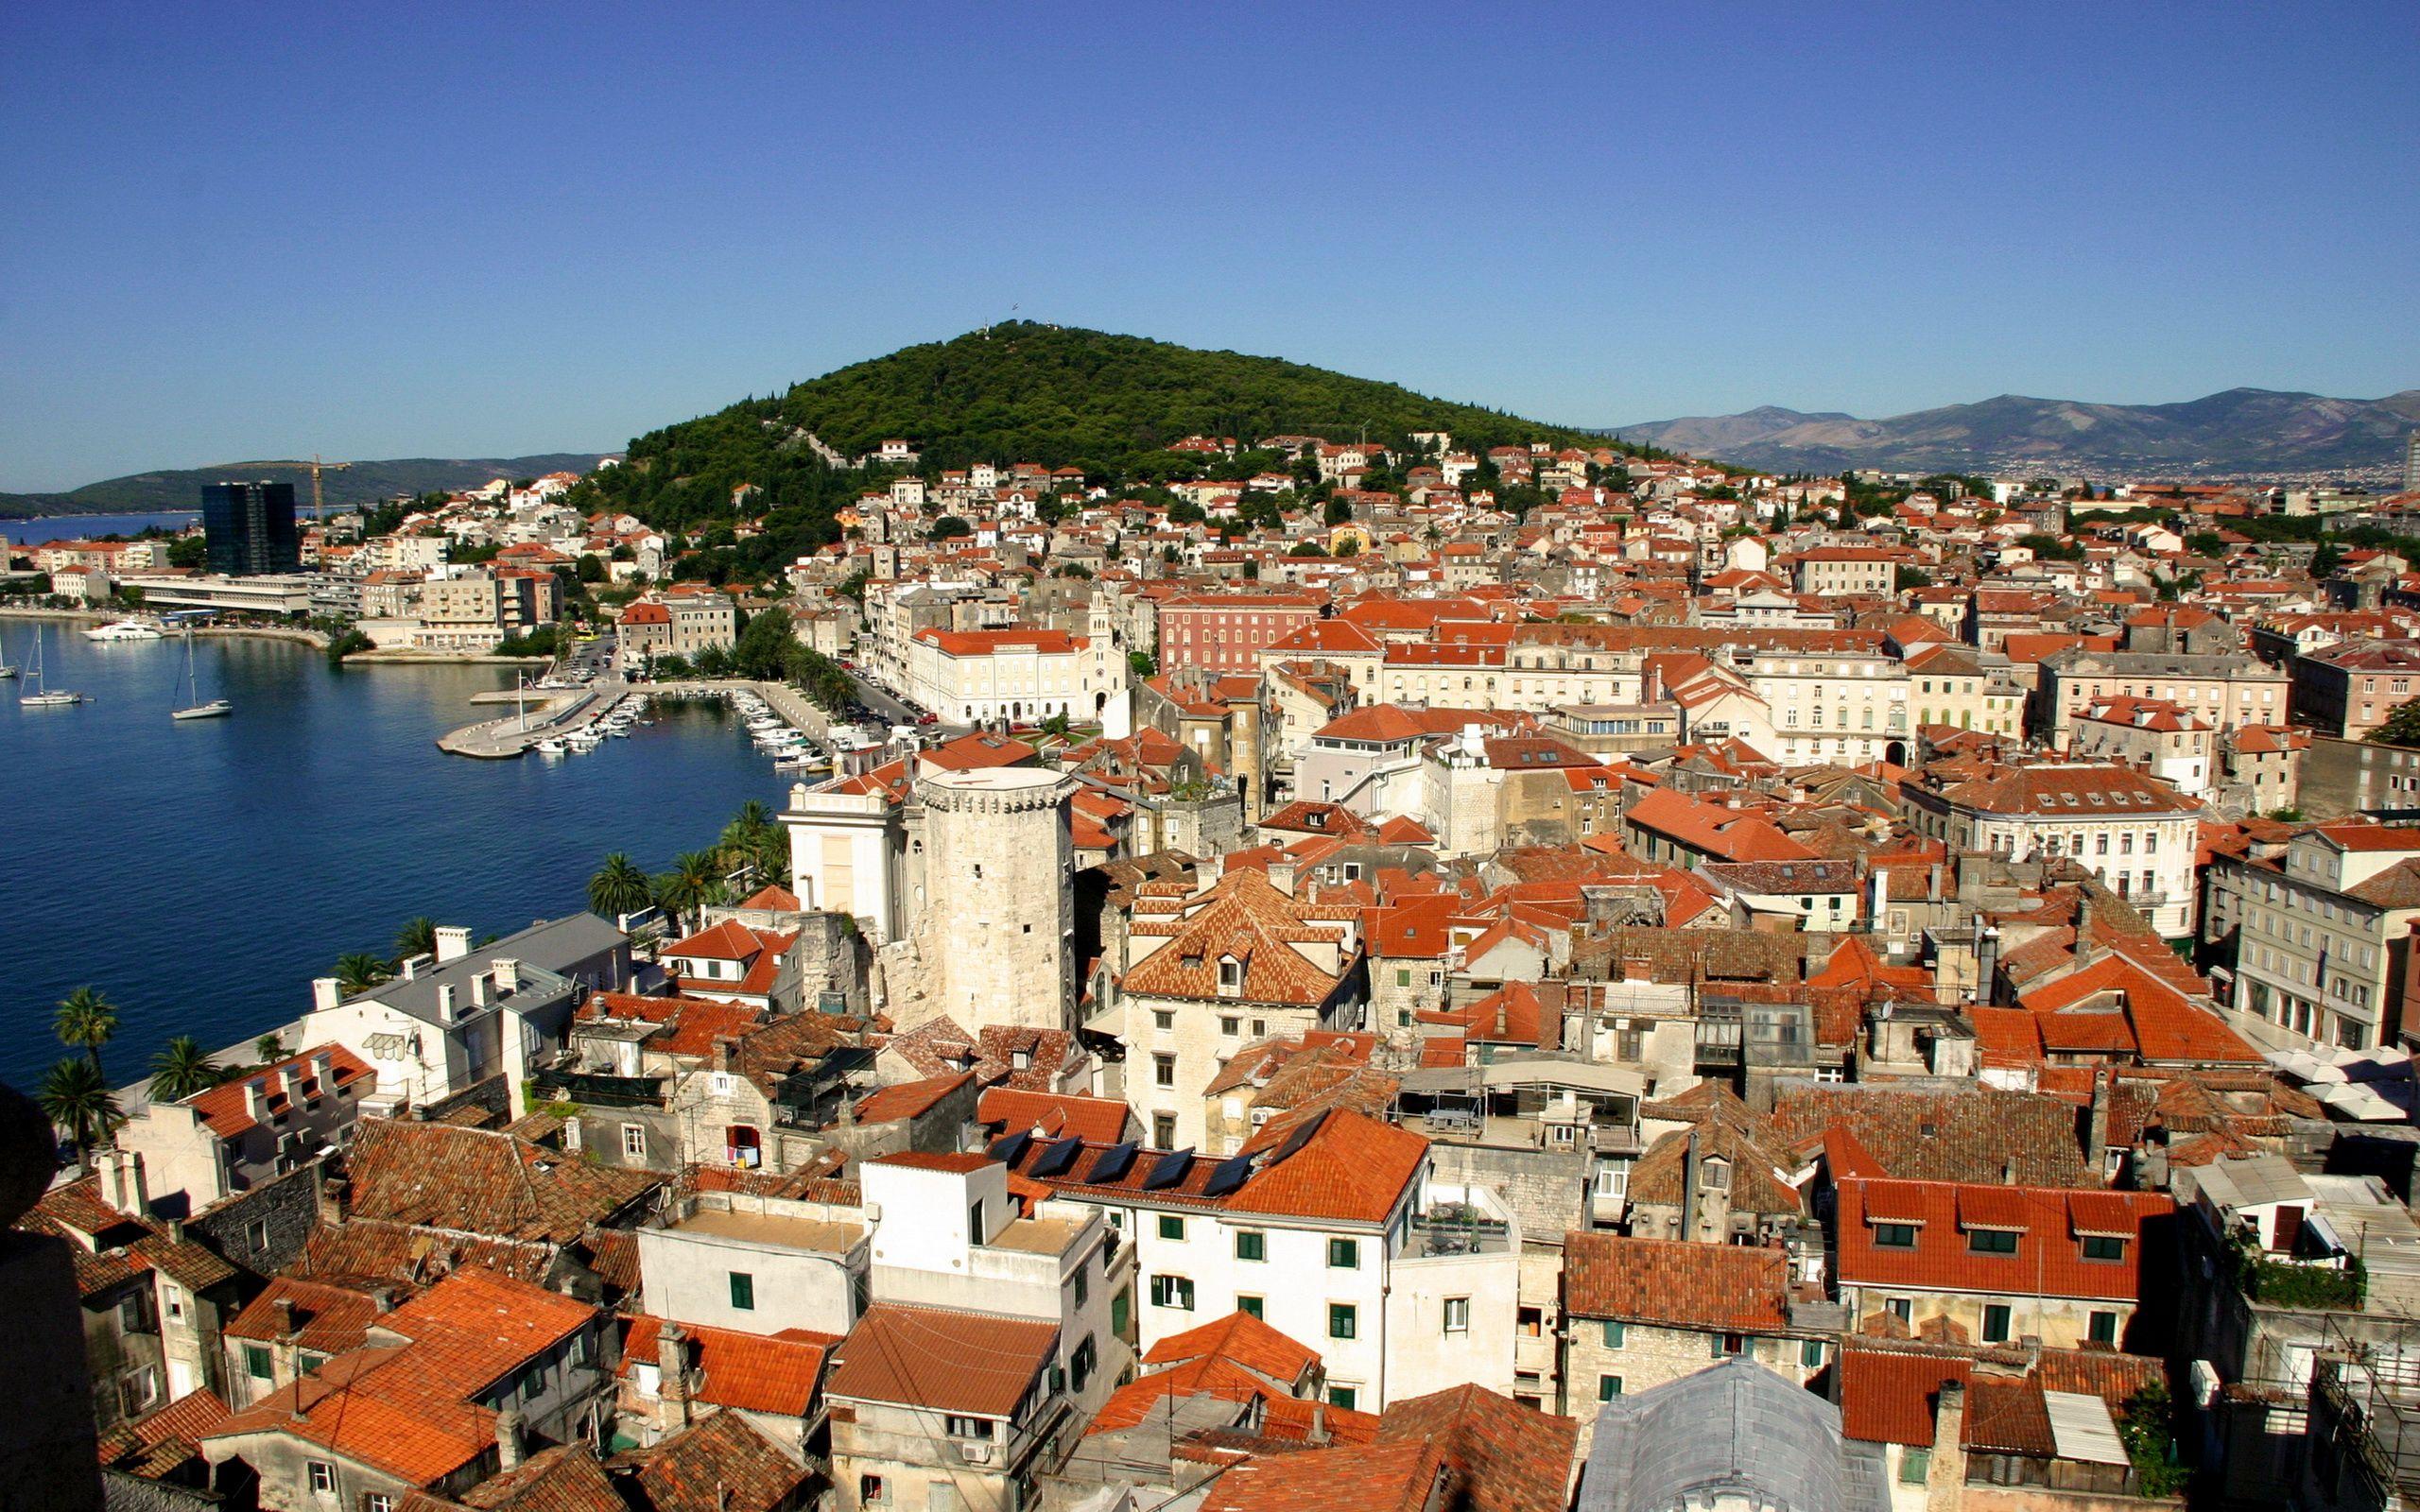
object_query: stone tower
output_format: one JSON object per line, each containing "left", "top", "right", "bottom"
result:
{"left": 913, "top": 766, "right": 1077, "bottom": 1031}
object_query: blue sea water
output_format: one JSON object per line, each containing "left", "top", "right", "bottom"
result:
{"left": 0, "top": 627, "right": 790, "bottom": 1092}
{"left": 3, "top": 510, "right": 199, "bottom": 544}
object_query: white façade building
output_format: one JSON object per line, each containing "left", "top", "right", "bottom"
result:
{"left": 1901, "top": 762, "right": 2202, "bottom": 936}
{"left": 901, "top": 621, "right": 1125, "bottom": 726}
{"left": 999, "top": 1107, "right": 1516, "bottom": 1412}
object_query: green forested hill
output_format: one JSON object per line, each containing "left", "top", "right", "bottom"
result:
{"left": 774, "top": 323, "right": 1624, "bottom": 470}
{"left": 576, "top": 324, "right": 1650, "bottom": 543}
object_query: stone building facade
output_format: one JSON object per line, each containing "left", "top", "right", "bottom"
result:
{"left": 912, "top": 767, "right": 1077, "bottom": 1033}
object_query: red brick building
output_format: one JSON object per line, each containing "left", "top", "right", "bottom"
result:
{"left": 1158, "top": 592, "right": 1325, "bottom": 673}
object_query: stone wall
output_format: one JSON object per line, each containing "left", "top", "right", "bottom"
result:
{"left": 1423, "top": 1142, "right": 1587, "bottom": 1253}
{"left": 916, "top": 771, "right": 1077, "bottom": 1032}
{"left": 418, "top": 1074, "right": 511, "bottom": 1126}
{"left": 189, "top": 1160, "right": 325, "bottom": 1280}
{"left": 788, "top": 910, "right": 871, "bottom": 1015}
{"left": 2302, "top": 734, "right": 2420, "bottom": 821}
{"left": 100, "top": 1469, "right": 222, "bottom": 1512}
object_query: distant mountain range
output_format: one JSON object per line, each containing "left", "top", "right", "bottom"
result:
{"left": 0, "top": 454, "right": 616, "bottom": 519}
{"left": 1610, "top": 387, "right": 2420, "bottom": 478}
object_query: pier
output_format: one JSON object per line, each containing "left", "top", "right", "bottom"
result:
{"left": 438, "top": 679, "right": 609, "bottom": 758}
{"left": 437, "top": 677, "right": 830, "bottom": 758}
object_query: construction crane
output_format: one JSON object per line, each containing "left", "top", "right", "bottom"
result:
{"left": 243, "top": 455, "right": 354, "bottom": 518}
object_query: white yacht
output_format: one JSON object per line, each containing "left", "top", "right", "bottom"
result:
{"left": 18, "top": 626, "right": 82, "bottom": 707}
{"left": 170, "top": 628, "right": 231, "bottom": 720}
{"left": 82, "top": 619, "right": 164, "bottom": 643}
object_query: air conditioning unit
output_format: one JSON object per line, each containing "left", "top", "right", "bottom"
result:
{"left": 957, "top": 1441, "right": 995, "bottom": 1466}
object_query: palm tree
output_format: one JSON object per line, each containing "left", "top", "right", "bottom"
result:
{"left": 720, "top": 801, "right": 780, "bottom": 885}
{"left": 256, "top": 1032, "right": 286, "bottom": 1063}
{"left": 38, "top": 1057, "right": 121, "bottom": 1170}
{"left": 393, "top": 916, "right": 440, "bottom": 965}
{"left": 334, "top": 953, "right": 392, "bottom": 997}
{"left": 54, "top": 986, "right": 119, "bottom": 1082}
{"left": 588, "top": 851, "right": 653, "bottom": 919}
{"left": 656, "top": 850, "right": 722, "bottom": 934}
{"left": 148, "top": 1036, "right": 227, "bottom": 1103}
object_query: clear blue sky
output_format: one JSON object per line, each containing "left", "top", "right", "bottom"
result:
{"left": 3, "top": 1, "right": 2413, "bottom": 491}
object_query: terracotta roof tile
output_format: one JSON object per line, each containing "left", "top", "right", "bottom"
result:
{"left": 823, "top": 1302, "right": 1058, "bottom": 1417}
{"left": 622, "top": 1315, "right": 832, "bottom": 1417}
{"left": 630, "top": 1410, "right": 811, "bottom": 1512}
{"left": 1562, "top": 1234, "right": 1792, "bottom": 1332}
{"left": 1374, "top": 1383, "right": 1577, "bottom": 1512}
{"left": 344, "top": 1119, "right": 661, "bottom": 1244}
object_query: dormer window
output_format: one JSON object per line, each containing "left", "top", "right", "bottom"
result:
{"left": 1218, "top": 957, "right": 1245, "bottom": 995}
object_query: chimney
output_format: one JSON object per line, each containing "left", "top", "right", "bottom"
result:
{"left": 2086, "top": 1068, "right": 2113, "bottom": 1177}
{"left": 658, "top": 1322, "right": 692, "bottom": 1427}
{"left": 1926, "top": 1380, "right": 1968, "bottom": 1512}
{"left": 712, "top": 1038, "right": 735, "bottom": 1074}
{"left": 434, "top": 926, "right": 473, "bottom": 964}
{"left": 313, "top": 1051, "right": 334, "bottom": 1082}
{"left": 272, "top": 1297, "right": 297, "bottom": 1340}
{"left": 312, "top": 976, "right": 341, "bottom": 1011}
{"left": 493, "top": 958, "right": 522, "bottom": 994}
{"left": 1308, "top": 1400, "right": 1329, "bottom": 1445}
{"left": 1645, "top": 660, "right": 1665, "bottom": 704}
{"left": 494, "top": 1407, "right": 525, "bottom": 1471}
{"left": 400, "top": 954, "right": 428, "bottom": 981}
{"left": 472, "top": 971, "right": 492, "bottom": 1009}
{"left": 99, "top": 1149, "right": 148, "bottom": 1216}
{"left": 316, "top": 1173, "right": 349, "bottom": 1226}
{"left": 244, "top": 1078, "right": 269, "bottom": 1124}
{"left": 437, "top": 984, "right": 457, "bottom": 1022}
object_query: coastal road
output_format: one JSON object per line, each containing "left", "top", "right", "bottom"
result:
{"left": 847, "top": 671, "right": 920, "bottom": 727}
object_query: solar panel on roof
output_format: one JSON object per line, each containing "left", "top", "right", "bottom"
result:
{"left": 1270, "top": 1108, "right": 1330, "bottom": 1165}
{"left": 1202, "top": 1153, "right": 1253, "bottom": 1198}
{"left": 1090, "top": 1141, "right": 1138, "bottom": 1183}
{"left": 1143, "top": 1148, "right": 1196, "bottom": 1191}
{"left": 989, "top": 1129, "right": 1033, "bottom": 1168}
{"left": 1030, "top": 1135, "right": 1084, "bottom": 1179}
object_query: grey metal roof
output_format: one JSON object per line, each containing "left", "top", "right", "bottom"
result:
{"left": 2180, "top": 1154, "right": 2313, "bottom": 1211}
{"left": 346, "top": 912, "right": 624, "bottom": 1025}
{"left": 1580, "top": 1357, "right": 1890, "bottom": 1512}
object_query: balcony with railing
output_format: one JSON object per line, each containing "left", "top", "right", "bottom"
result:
{"left": 528, "top": 1064, "right": 666, "bottom": 1109}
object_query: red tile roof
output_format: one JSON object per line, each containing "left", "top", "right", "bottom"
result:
{"left": 631, "top": 1409, "right": 812, "bottom": 1512}
{"left": 1007, "top": 1108, "right": 1426, "bottom": 1227}
{"left": 1145, "top": 1310, "right": 1321, "bottom": 1387}
{"left": 977, "top": 1088, "right": 1136, "bottom": 1144}
{"left": 1562, "top": 1234, "right": 1792, "bottom": 1332}
{"left": 209, "top": 1267, "right": 596, "bottom": 1486}
{"left": 622, "top": 1315, "right": 833, "bottom": 1417}
{"left": 1836, "top": 1178, "right": 2171, "bottom": 1301}
{"left": 1201, "top": 1440, "right": 1448, "bottom": 1512}
{"left": 1376, "top": 1383, "right": 1578, "bottom": 1512}
{"left": 823, "top": 1302, "right": 1059, "bottom": 1417}
{"left": 853, "top": 1072, "right": 974, "bottom": 1125}
{"left": 187, "top": 1043, "right": 372, "bottom": 1138}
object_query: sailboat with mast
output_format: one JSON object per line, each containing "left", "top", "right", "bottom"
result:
{"left": 19, "top": 624, "right": 84, "bottom": 707}
{"left": 171, "top": 627, "right": 232, "bottom": 720}
{"left": 0, "top": 625, "right": 16, "bottom": 679}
